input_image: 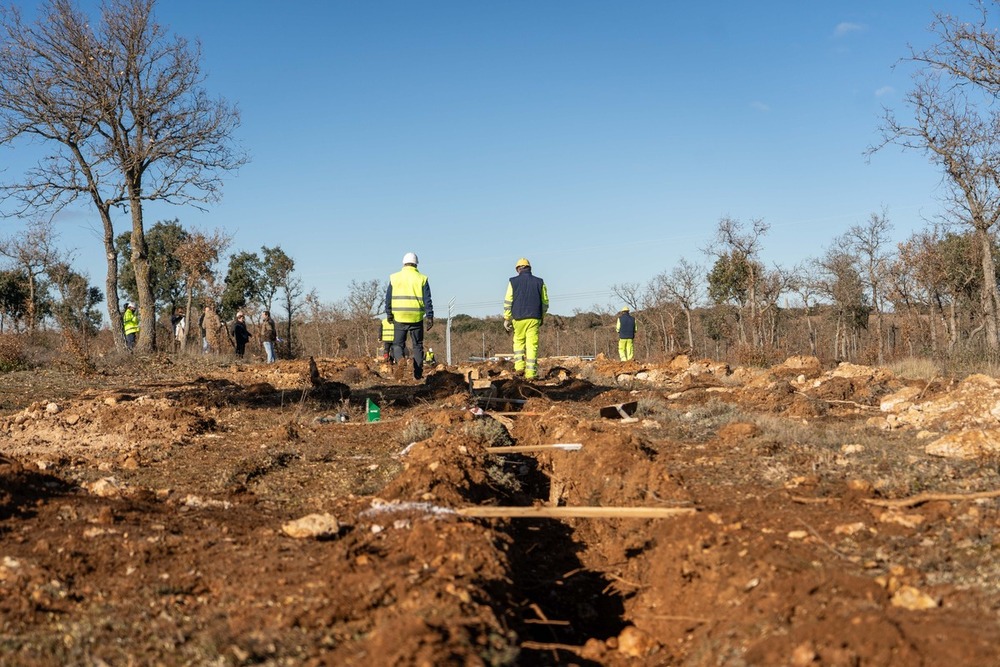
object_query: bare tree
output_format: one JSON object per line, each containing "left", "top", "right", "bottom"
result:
{"left": 815, "top": 250, "right": 869, "bottom": 360}
{"left": 610, "top": 282, "right": 642, "bottom": 312}
{"left": 705, "top": 216, "right": 770, "bottom": 348}
{"left": 277, "top": 274, "right": 303, "bottom": 357}
{"left": 46, "top": 260, "right": 102, "bottom": 367}
{"left": 173, "top": 228, "right": 229, "bottom": 351}
{"left": 870, "top": 2, "right": 1000, "bottom": 352}
{"left": 650, "top": 259, "right": 703, "bottom": 351}
{"left": 0, "top": 218, "right": 61, "bottom": 330}
{"left": 0, "top": 0, "right": 247, "bottom": 352}
{"left": 345, "top": 278, "right": 383, "bottom": 357}
{"left": 788, "top": 264, "right": 820, "bottom": 356}
{"left": 841, "top": 209, "right": 894, "bottom": 363}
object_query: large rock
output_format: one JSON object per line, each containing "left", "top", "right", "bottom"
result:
{"left": 925, "top": 429, "right": 1000, "bottom": 460}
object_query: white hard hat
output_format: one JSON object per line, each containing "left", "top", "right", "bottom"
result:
{"left": 402, "top": 252, "right": 418, "bottom": 266}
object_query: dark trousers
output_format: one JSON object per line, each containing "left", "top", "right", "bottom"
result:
{"left": 392, "top": 322, "right": 424, "bottom": 378}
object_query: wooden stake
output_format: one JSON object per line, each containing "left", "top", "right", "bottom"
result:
{"left": 486, "top": 443, "right": 583, "bottom": 453}
{"left": 862, "top": 488, "right": 1000, "bottom": 508}
{"left": 457, "top": 506, "right": 697, "bottom": 518}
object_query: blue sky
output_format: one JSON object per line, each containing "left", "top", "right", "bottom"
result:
{"left": 2, "top": 1, "right": 963, "bottom": 316}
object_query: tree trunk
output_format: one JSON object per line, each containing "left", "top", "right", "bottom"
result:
{"left": 128, "top": 196, "right": 156, "bottom": 352}
{"left": 100, "top": 208, "right": 125, "bottom": 351}
{"left": 976, "top": 226, "right": 1000, "bottom": 351}
{"left": 683, "top": 307, "right": 694, "bottom": 350}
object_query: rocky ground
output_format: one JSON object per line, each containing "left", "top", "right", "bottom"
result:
{"left": 1, "top": 352, "right": 1000, "bottom": 666}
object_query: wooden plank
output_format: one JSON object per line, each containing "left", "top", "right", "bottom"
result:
{"left": 457, "top": 506, "right": 697, "bottom": 518}
{"left": 486, "top": 443, "right": 583, "bottom": 453}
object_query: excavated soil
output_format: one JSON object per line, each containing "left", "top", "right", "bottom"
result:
{"left": 2, "top": 353, "right": 1000, "bottom": 665}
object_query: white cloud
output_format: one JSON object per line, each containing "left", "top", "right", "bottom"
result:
{"left": 834, "top": 22, "right": 866, "bottom": 38}
{"left": 874, "top": 86, "right": 894, "bottom": 97}
{"left": 750, "top": 101, "right": 770, "bottom": 112}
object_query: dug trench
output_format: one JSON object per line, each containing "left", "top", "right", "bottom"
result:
{"left": 2, "top": 355, "right": 1000, "bottom": 665}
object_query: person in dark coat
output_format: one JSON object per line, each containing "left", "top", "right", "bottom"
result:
{"left": 233, "top": 311, "right": 251, "bottom": 357}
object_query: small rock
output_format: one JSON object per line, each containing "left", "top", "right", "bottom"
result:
{"left": 834, "top": 522, "right": 866, "bottom": 536}
{"left": 790, "top": 641, "right": 817, "bottom": 666}
{"left": 64, "top": 414, "right": 80, "bottom": 426}
{"left": 45, "top": 402, "right": 60, "bottom": 414}
{"left": 281, "top": 513, "right": 341, "bottom": 539}
{"left": 878, "top": 510, "right": 925, "bottom": 528}
{"left": 616, "top": 625, "right": 654, "bottom": 658}
{"left": 85, "top": 477, "right": 122, "bottom": 498}
{"left": 891, "top": 585, "right": 939, "bottom": 610}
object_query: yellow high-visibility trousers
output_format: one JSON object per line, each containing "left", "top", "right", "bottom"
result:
{"left": 618, "top": 338, "right": 634, "bottom": 361}
{"left": 512, "top": 318, "right": 541, "bottom": 378}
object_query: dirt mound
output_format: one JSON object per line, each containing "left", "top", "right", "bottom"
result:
{"left": 2, "top": 355, "right": 1000, "bottom": 664}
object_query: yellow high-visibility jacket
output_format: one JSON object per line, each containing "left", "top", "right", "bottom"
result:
{"left": 123, "top": 308, "right": 139, "bottom": 336}
{"left": 386, "top": 266, "right": 433, "bottom": 324}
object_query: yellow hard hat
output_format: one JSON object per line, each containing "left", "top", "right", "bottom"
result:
{"left": 621, "top": 306, "right": 630, "bottom": 312}
{"left": 515, "top": 257, "right": 531, "bottom": 269}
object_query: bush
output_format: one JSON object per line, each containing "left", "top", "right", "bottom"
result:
{"left": 397, "top": 419, "right": 435, "bottom": 445}
{"left": 0, "top": 333, "right": 28, "bottom": 371}
{"left": 462, "top": 418, "right": 513, "bottom": 448}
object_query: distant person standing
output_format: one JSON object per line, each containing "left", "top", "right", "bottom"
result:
{"left": 260, "top": 310, "right": 277, "bottom": 363}
{"left": 424, "top": 347, "right": 435, "bottom": 364}
{"left": 171, "top": 308, "right": 186, "bottom": 352}
{"left": 380, "top": 317, "right": 394, "bottom": 362}
{"left": 385, "top": 252, "right": 433, "bottom": 380}
{"left": 616, "top": 307, "right": 636, "bottom": 361}
{"left": 503, "top": 258, "right": 548, "bottom": 379}
{"left": 232, "top": 311, "right": 251, "bottom": 357}
{"left": 122, "top": 302, "right": 139, "bottom": 350}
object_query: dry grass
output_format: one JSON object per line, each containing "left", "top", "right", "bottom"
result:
{"left": 889, "top": 357, "right": 941, "bottom": 381}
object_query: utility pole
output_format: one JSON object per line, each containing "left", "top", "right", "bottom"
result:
{"left": 445, "top": 297, "right": 456, "bottom": 364}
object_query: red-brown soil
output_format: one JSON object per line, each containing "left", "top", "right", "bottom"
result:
{"left": 1, "top": 353, "right": 999, "bottom": 665}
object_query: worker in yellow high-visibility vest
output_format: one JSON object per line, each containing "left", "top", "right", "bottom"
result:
{"left": 503, "top": 258, "right": 548, "bottom": 379}
{"left": 380, "top": 318, "right": 395, "bottom": 362}
{"left": 122, "top": 302, "right": 139, "bottom": 350}
{"left": 385, "top": 252, "right": 434, "bottom": 380}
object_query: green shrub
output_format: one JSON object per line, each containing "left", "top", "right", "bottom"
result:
{"left": 397, "top": 419, "right": 435, "bottom": 444}
{"left": 462, "top": 418, "right": 513, "bottom": 447}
